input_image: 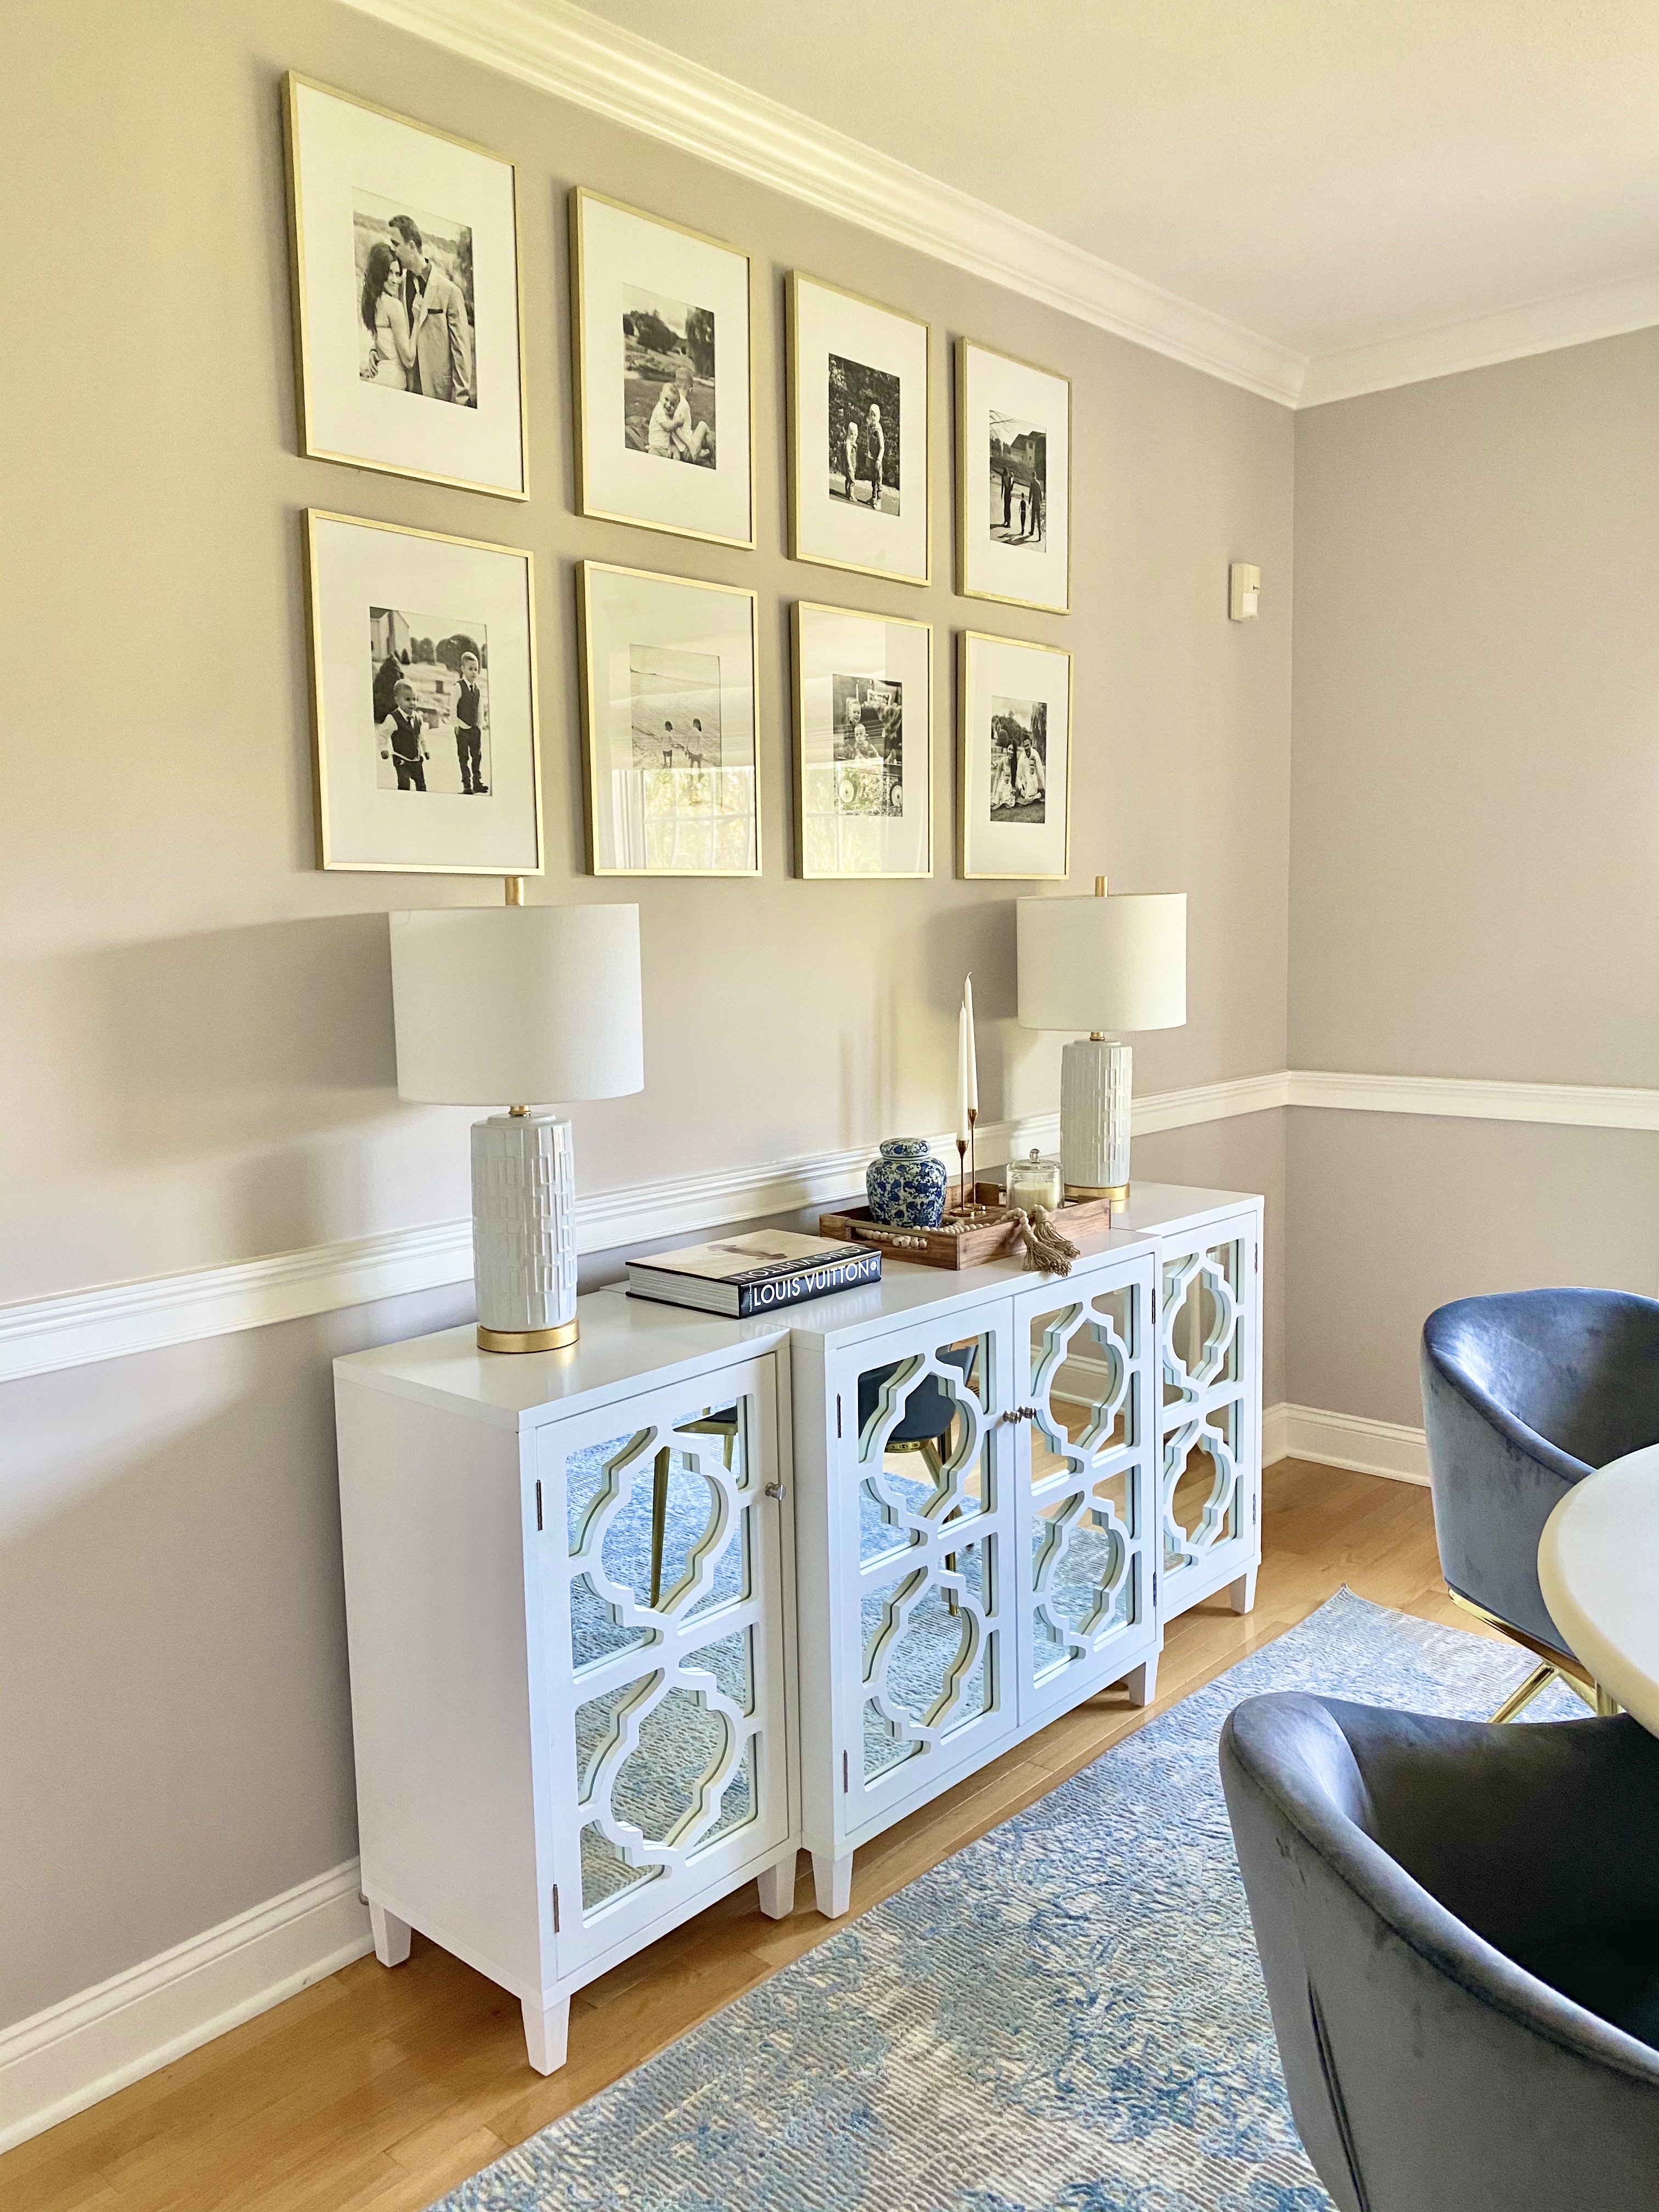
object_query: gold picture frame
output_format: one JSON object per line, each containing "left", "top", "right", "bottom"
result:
{"left": 283, "top": 73, "right": 529, "bottom": 500}
{"left": 956, "top": 628, "right": 1073, "bottom": 881}
{"left": 785, "top": 270, "right": 932, "bottom": 586}
{"left": 304, "top": 509, "right": 544, "bottom": 877}
{"left": 577, "top": 560, "right": 763, "bottom": 878}
{"left": 570, "top": 187, "right": 757, "bottom": 550}
{"left": 791, "top": 601, "right": 933, "bottom": 880}
{"left": 954, "top": 337, "right": 1072, "bottom": 614}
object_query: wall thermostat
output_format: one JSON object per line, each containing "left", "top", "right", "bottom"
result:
{"left": 1229, "top": 562, "right": 1261, "bottom": 621}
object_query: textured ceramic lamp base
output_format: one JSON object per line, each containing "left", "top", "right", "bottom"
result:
{"left": 1059, "top": 1037, "right": 1132, "bottom": 1209}
{"left": 471, "top": 1113, "right": 579, "bottom": 1352}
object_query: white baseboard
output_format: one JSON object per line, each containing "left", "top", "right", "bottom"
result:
{"left": 0, "top": 1860, "right": 370, "bottom": 2155}
{"left": 1265, "top": 1400, "right": 1431, "bottom": 1486}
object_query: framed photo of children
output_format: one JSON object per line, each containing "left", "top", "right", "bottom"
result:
{"left": 578, "top": 562, "right": 761, "bottom": 877}
{"left": 957, "top": 631, "right": 1071, "bottom": 880}
{"left": 792, "top": 602, "right": 932, "bottom": 879}
{"left": 570, "top": 189, "right": 755, "bottom": 549}
{"left": 283, "top": 75, "right": 527, "bottom": 499}
{"left": 304, "top": 511, "right": 543, "bottom": 876}
{"left": 786, "top": 273, "right": 930, "bottom": 585}
{"left": 955, "top": 339, "right": 1070, "bottom": 613}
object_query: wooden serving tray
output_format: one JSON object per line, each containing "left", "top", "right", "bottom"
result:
{"left": 818, "top": 1190, "right": 1114, "bottom": 1270}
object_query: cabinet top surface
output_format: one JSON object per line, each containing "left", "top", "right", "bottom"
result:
{"left": 333, "top": 1181, "right": 1259, "bottom": 1426}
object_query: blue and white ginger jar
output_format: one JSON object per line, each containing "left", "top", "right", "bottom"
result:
{"left": 865, "top": 1137, "right": 947, "bottom": 1228}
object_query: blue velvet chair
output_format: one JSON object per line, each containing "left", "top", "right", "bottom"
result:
{"left": 1220, "top": 1691, "right": 1659, "bottom": 2212}
{"left": 1420, "top": 1288, "right": 1659, "bottom": 1718}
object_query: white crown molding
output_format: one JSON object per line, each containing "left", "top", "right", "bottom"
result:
{"left": 1284, "top": 1067, "right": 1659, "bottom": 1131}
{"left": 5, "top": 1067, "right": 1656, "bottom": 1383}
{"left": 1271, "top": 1402, "right": 1430, "bottom": 1486}
{"left": 1297, "top": 269, "right": 1659, "bottom": 408}
{"left": 340, "top": 0, "right": 1308, "bottom": 405}
{"left": 0, "top": 1859, "right": 370, "bottom": 2155}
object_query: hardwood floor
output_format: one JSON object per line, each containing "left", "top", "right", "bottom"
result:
{"left": 8, "top": 1461, "right": 1488, "bottom": 2212}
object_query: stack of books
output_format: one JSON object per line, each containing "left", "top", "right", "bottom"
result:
{"left": 624, "top": 1231, "right": 881, "bottom": 1317}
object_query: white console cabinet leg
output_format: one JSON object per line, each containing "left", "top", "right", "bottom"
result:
{"left": 1228, "top": 1566, "right": 1259, "bottom": 1615}
{"left": 1124, "top": 1654, "right": 1159, "bottom": 1707}
{"left": 812, "top": 1848, "right": 853, "bottom": 1918}
{"left": 368, "top": 1900, "right": 411, "bottom": 1968}
{"left": 522, "top": 1993, "right": 569, "bottom": 2075}
{"left": 757, "top": 1852, "right": 797, "bottom": 1920}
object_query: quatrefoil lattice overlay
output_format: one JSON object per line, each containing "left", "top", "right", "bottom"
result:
{"left": 563, "top": 1411, "right": 764, "bottom": 1912}
{"left": 1025, "top": 1294, "right": 1142, "bottom": 1677}
{"left": 1160, "top": 1416, "right": 1239, "bottom": 1569}
{"left": 856, "top": 1347, "right": 1000, "bottom": 1780}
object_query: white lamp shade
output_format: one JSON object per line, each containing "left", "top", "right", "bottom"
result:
{"left": 1017, "top": 891, "right": 1187, "bottom": 1033}
{"left": 389, "top": 904, "right": 644, "bottom": 1105}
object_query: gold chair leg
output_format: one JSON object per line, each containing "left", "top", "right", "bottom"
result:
{"left": 1593, "top": 1682, "right": 1622, "bottom": 1718}
{"left": 1489, "top": 1660, "right": 1558, "bottom": 1724}
{"left": 649, "top": 1446, "right": 670, "bottom": 1608}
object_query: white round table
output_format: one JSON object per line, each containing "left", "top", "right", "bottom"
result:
{"left": 1538, "top": 1441, "right": 1659, "bottom": 1736}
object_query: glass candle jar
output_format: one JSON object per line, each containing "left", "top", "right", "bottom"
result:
{"left": 1005, "top": 1148, "right": 1063, "bottom": 1212}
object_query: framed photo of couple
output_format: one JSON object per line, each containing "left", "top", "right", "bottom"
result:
{"left": 283, "top": 75, "right": 528, "bottom": 500}
{"left": 957, "top": 630, "right": 1071, "bottom": 881}
{"left": 785, "top": 273, "right": 930, "bottom": 586}
{"left": 570, "top": 189, "right": 755, "bottom": 550}
{"left": 955, "top": 339, "right": 1071, "bottom": 614}
{"left": 304, "top": 510, "right": 543, "bottom": 877}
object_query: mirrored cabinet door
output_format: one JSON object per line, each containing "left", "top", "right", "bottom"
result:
{"left": 538, "top": 1355, "right": 792, "bottom": 1974}
{"left": 1012, "top": 1251, "right": 1158, "bottom": 1723}
{"left": 1158, "top": 1214, "right": 1260, "bottom": 1615}
{"left": 833, "top": 1308, "right": 1019, "bottom": 1835}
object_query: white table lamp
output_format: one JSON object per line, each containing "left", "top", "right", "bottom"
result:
{"left": 389, "top": 887, "right": 644, "bottom": 1352}
{"left": 1017, "top": 876, "right": 1186, "bottom": 1209}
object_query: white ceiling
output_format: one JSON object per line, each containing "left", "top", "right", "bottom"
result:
{"left": 575, "top": 0, "right": 1659, "bottom": 372}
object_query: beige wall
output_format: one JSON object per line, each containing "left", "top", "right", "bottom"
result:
{"left": 0, "top": 0, "right": 1292, "bottom": 2023}
{"left": 1287, "top": 331, "right": 1659, "bottom": 1420}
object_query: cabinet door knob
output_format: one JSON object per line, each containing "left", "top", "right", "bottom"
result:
{"left": 765, "top": 1481, "right": 786, "bottom": 1500}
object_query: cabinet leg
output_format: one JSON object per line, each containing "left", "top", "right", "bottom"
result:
{"left": 368, "top": 1900, "right": 411, "bottom": 1968}
{"left": 757, "top": 1852, "right": 797, "bottom": 1920}
{"left": 522, "top": 1993, "right": 569, "bottom": 2075}
{"left": 812, "top": 1848, "right": 854, "bottom": 1919}
{"left": 1124, "top": 1653, "right": 1159, "bottom": 1707}
{"left": 1227, "top": 1566, "right": 1259, "bottom": 1615}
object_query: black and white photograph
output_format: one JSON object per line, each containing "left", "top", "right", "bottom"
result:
{"left": 370, "top": 607, "right": 490, "bottom": 795}
{"left": 828, "top": 355, "right": 900, "bottom": 514}
{"left": 579, "top": 562, "right": 760, "bottom": 876}
{"left": 792, "top": 602, "right": 931, "bottom": 880}
{"left": 624, "top": 289, "right": 716, "bottom": 465}
{"left": 956, "top": 338, "right": 1070, "bottom": 613}
{"left": 787, "top": 272, "right": 930, "bottom": 584}
{"left": 629, "top": 644, "right": 721, "bottom": 768}
{"left": 988, "top": 695, "right": 1047, "bottom": 822}
{"left": 285, "top": 76, "right": 526, "bottom": 498}
{"left": 354, "top": 190, "right": 476, "bottom": 408}
{"left": 958, "top": 631, "right": 1069, "bottom": 879}
{"left": 831, "top": 674, "right": 903, "bottom": 814}
{"left": 988, "top": 413, "right": 1046, "bottom": 549}
{"left": 306, "top": 511, "right": 541, "bottom": 877}
{"left": 572, "top": 190, "right": 754, "bottom": 548}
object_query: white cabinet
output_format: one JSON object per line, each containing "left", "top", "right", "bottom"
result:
{"left": 333, "top": 1181, "right": 1262, "bottom": 2070}
{"left": 789, "top": 1238, "right": 1162, "bottom": 1915}
{"left": 335, "top": 1317, "right": 802, "bottom": 2077}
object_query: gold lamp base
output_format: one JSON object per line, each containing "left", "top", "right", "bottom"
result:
{"left": 1065, "top": 1181, "right": 1130, "bottom": 1214}
{"left": 477, "top": 1319, "right": 580, "bottom": 1354}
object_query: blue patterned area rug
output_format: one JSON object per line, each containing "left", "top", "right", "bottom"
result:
{"left": 433, "top": 1590, "right": 1576, "bottom": 2212}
